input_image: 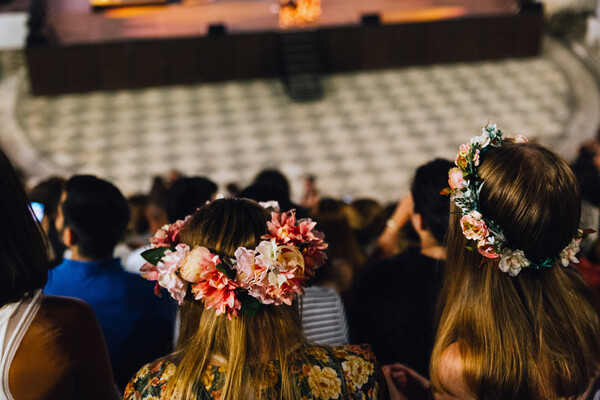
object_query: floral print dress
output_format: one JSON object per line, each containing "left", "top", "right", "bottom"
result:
{"left": 124, "top": 344, "right": 387, "bottom": 399}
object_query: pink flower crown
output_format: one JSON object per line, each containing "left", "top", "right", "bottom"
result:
{"left": 442, "top": 123, "right": 592, "bottom": 277}
{"left": 139, "top": 205, "right": 328, "bottom": 318}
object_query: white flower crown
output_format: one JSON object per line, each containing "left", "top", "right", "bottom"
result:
{"left": 442, "top": 124, "right": 587, "bottom": 277}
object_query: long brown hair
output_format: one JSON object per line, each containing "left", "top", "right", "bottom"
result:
{"left": 431, "top": 142, "right": 600, "bottom": 399}
{"left": 164, "top": 198, "right": 305, "bottom": 400}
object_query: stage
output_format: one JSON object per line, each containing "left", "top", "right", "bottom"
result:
{"left": 25, "top": 0, "right": 543, "bottom": 95}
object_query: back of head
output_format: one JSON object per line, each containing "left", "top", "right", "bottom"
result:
{"left": 345, "top": 198, "right": 387, "bottom": 250}
{"left": 254, "top": 169, "right": 291, "bottom": 198}
{"left": 166, "top": 177, "right": 217, "bottom": 223}
{"left": 29, "top": 176, "right": 66, "bottom": 219}
{"left": 0, "top": 151, "right": 49, "bottom": 305}
{"left": 63, "top": 175, "right": 130, "bottom": 259}
{"left": 431, "top": 140, "right": 600, "bottom": 399}
{"left": 312, "top": 198, "right": 365, "bottom": 270}
{"left": 168, "top": 198, "right": 305, "bottom": 400}
{"left": 411, "top": 158, "right": 454, "bottom": 245}
{"left": 238, "top": 182, "right": 295, "bottom": 212}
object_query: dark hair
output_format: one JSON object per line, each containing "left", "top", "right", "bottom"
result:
{"left": 62, "top": 175, "right": 130, "bottom": 259}
{"left": 238, "top": 183, "right": 297, "bottom": 212}
{"left": 166, "top": 177, "right": 217, "bottom": 223}
{"left": 311, "top": 198, "right": 366, "bottom": 288}
{"left": 254, "top": 169, "right": 291, "bottom": 198}
{"left": 411, "top": 158, "right": 454, "bottom": 245}
{"left": 0, "top": 150, "right": 49, "bottom": 306}
{"left": 29, "top": 176, "right": 66, "bottom": 219}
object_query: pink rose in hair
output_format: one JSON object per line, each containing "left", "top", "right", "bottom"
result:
{"left": 192, "top": 278, "right": 240, "bottom": 319}
{"left": 149, "top": 226, "right": 170, "bottom": 248}
{"left": 472, "top": 148, "right": 480, "bottom": 166}
{"left": 149, "top": 216, "right": 190, "bottom": 248}
{"left": 514, "top": 135, "right": 528, "bottom": 143}
{"left": 448, "top": 168, "right": 467, "bottom": 190}
{"left": 478, "top": 243, "right": 500, "bottom": 259}
{"left": 262, "top": 211, "right": 328, "bottom": 276}
{"left": 167, "top": 217, "right": 189, "bottom": 243}
{"left": 460, "top": 211, "right": 489, "bottom": 241}
{"left": 180, "top": 246, "right": 221, "bottom": 283}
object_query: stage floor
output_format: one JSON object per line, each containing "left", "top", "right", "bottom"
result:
{"left": 48, "top": 0, "right": 520, "bottom": 45}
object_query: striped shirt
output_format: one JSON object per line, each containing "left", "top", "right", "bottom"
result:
{"left": 298, "top": 286, "right": 349, "bottom": 345}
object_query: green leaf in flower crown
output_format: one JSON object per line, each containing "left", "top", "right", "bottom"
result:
{"left": 238, "top": 291, "right": 261, "bottom": 317}
{"left": 216, "top": 263, "right": 237, "bottom": 280}
{"left": 141, "top": 247, "right": 172, "bottom": 265}
{"left": 465, "top": 246, "right": 474, "bottom": 252}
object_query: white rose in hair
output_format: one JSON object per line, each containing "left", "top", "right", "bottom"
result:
{"left": 499, "top": 249, "right": 530, "bottom": 277}
{"left": 559, "top": 238, "right": 581, "bottom": 267}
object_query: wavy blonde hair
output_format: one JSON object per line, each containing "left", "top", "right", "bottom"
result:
{"left": 163, "top": 198, "right": 304, "bottom": 400}
{"left": 431, "top": 142, "right": 600, "bottom": 399}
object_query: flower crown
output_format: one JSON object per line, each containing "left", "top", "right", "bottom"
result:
{"left": 442, "top": 123, "right": 588, "bottom": 277}
{"left": 139, "top": 203, "right": 328, "bottom": 318}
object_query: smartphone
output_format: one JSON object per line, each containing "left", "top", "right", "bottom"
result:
{"left": 31, "top": 202, "right": 44, "bottom": 222}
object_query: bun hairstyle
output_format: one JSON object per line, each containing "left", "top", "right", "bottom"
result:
{"left": 432, "top": 140, "right": 600, "bottom": 400}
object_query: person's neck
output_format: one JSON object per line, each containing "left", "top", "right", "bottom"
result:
{"left": 69, "top": 247, "right": 111, "bottom": 262}
{"left": 419, "top": 234, "right": 446, "bottom": 260}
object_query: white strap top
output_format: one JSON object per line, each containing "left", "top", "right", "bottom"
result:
{"left": 0, "top": 291, "right": 42, "bottom": 400}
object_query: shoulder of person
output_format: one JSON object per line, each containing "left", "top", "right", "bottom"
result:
{"left": 124, "top": 359, "right": 177, "bottom": 400}
{"left": 329, "top": 343, "right": 380, "bottom": 364}
{"left": 434, "top": 342, "right": 476, "bottom": 400}
{"left": 36, "top": 295, "right": 97, "bottom": 332}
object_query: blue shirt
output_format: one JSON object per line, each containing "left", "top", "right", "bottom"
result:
{"left": 45, "top": 257, "right": 176, "bottom": 389}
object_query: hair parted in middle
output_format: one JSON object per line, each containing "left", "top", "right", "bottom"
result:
{"left": 431, "top": 140, "right": 600, "bottom": 400}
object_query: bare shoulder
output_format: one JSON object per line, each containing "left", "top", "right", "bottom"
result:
{"left": 39, "top": 294, "right": 95, "bottom": 319}
{"left": 434, "top": 343, "right": 476, "bottom": 400}
{"left": 35, "top": 295, "right": 99, "bottom": 335}
{"left": 10, "top": 295, "right": 112, "bottom": 399}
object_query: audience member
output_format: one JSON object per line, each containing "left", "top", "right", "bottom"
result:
{"left": 125, "top": 176, "right": 217, "bottom": 274}
{"left": 146, "top": 175, "right": 169, "bottom": 233}
{"left": 44, "top": 175, "right": 176, "bottom": 390}
{"left": 344, "top": 198, "right": 387, "bottom": 257}
{"left": 252, "top": 168, "right": 308, "bottom": 217}
{"left": 238, "top": 182, "right": 299, "bottom": 213}
{"left": 387, "top": 126, "right": 600, "bottom": 399}
{"left": 350, "top": 158, "right": 452, "bottom": 378}
{"left": 166, "top": 176, "right": 218, "bottom": 222}
{"left": 28, "top": 176, "right": 67, "bottom": 267}
{"left": 0, "top": 152, "right": 115, "bottom": 399}
{"left": 300, "top": 174, "right": 320, "bottom": 209}
{"left": 125, "top": 193, "right": 150, "bottom": 247}
{"left": 125, "top": 198, "right": 387, "bottom": 399}
{"left": 311, "top": 197, "right": 366, "bottom": 298}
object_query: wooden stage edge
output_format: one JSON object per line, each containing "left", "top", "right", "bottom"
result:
{"left": 25, "top": 1, "right": 543, "bottom": 96}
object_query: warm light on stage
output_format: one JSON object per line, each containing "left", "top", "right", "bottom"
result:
{"left": 25, "top": 0, "right": 542, "bottom": 95}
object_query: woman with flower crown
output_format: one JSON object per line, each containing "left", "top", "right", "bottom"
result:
{"left": 124, "top": 198, "right": 387, "bottom": 400}
{"left": 385, "top": 125, "right": 600, "bottom": 400}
